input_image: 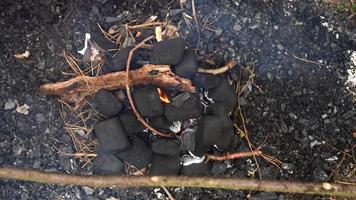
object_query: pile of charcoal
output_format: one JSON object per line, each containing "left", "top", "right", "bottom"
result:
{"left": 88, "top": 33, "right": 238, "bottom": 176}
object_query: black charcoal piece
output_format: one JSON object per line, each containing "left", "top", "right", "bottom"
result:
{"left": 216, "top": 128, "right": 234, "bottom": 150}
{"left": 181, "top": 162, "right": 211, "bottom": 176}
{"left": 150, "top": 38, "right": 186, "bottom": 65}
{"left": 209, "top": 76, "right": 237, "bottom": 112}
{"left": 102, "top": 47, "right": 132, "bottom": 73}
{"left": 117, "top": 137, "right": 152, "bottom": 169}
{"left": 206, "top": 103, "right": 233, "bottom": 131}
{"left": 164, "top": 97, "right": 203, "bottom": 121}
{"left": 180, "top": 128, "right": 196, "bottom": 151}
{"left": 91, "top": 90, "right": 123, "bottom": 117}
{"left": 171, "top": 92, "right": 191, "bottom": 107}
{"left": 191, "top": 143, "right": 210, "bottom": 157}
{"left": 133, "top": 85, "right": 164, "bottom": 117}
{"left": 196, "top": 115, "right": 222, "bottom": 147}
{"left": 173, "top": 49, "right": 198, "bottom": 78}
{"left": 119, "top": 110, "right": 144, "bottom": 136}
{"left": 151, "top": 138, "right": 180, "bottom": 156}
{"left": 94, "top": 117, "right": 129, "bottom": 152}
{"left": 149, "top": 116, "right": 172, "bottom": 132}
{"left": 149, "top": 154, "right": 181, "bottom": 175}
{"left": 192, "top": 74, "right": 221, "bottom": 89}
{"left": 93, "top": 153, "right": 124, "bottom": 175}
{"left": 91, "top": 32, "right": 117, "bottom": 50}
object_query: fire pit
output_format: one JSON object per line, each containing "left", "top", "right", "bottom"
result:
{"left": 39, "top": 19, "right": 258, "bottom": 177}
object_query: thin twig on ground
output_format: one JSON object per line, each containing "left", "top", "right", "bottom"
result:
{"left": 198, "top": 60, "right": 237, "bottom": 75}
{"left": 205, "top": 150, "right": 262, "bottom": 161}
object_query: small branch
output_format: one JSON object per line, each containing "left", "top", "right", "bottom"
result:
{"left": 205, "top": 150, "right": 262, "bottom": 161}
{"left": 125, "top": 36, "right": 171, "bottom": 138}
{"left": 198, "top": 60, "right": 238, "bottom": 75}
{"left": 40, "top": 64, "right": 195, "bottom": 108}
{"left": 0, "top": 167, "right": 355, "bottom": 197}
{"left": 128, "top": 22, "right": 167, "bottom": 30}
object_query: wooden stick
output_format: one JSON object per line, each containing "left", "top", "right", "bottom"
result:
{"left": 40, "top": 64, "right": 195, "bottom": 107}
{"left": 198, "top": 60, "right": 237, "bottom": 75}
{"left": 0, "top": 167, "right": 355, "bottom": 197}
{"left": 205, "top": 150, "right": 262, "bottom": 161}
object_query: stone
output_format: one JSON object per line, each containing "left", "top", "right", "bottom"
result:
{"left": 172, "top": 49, "right": 198, "bottom": 78}
{"left": 151, "top": 138, "right": 180, "bottom": 156}
{"left": 149, "top": 154, "right": 181, "bottom": 175}
{"left": 117, "top": 137, "right": 152, "bottom": 169}
{"left": 133, "top": 85, "right": 163, "bottom": 117}
{"left": 94, "top": 117, "right": 129, "bottom": 152}
{"left": 192, "top": 74, "right": 221, "bottom": 89}
{"left": 215, "top": 128, "right": 234, "bottom": 150}
{"left": 209, "top": 76, "right": 237, "bottom": 112}
{"left": 4, "top": 100, "right": 15, "bottom": 110}
{"left": 150, "top": 38, "right": 186, "bottom": 65}
{"left": 93, "top": 153, "right": 124, "bottom": 175}
{"left": 82, "top": 186, "right": 94, "bottom": 195}
{"left": 196, "top": 115, "right": 223, "bottom": 147}
{"left": 164, "top": 96, "right": 203, "bottom": 121}
{"left": 35, "top": 113, "right": 46, "bottom": 124}
{"left": 119, "top": 110, "right": 144, "bottom": 135}
{"left": 91, "top": 90, "right": 123, "bottom": 118}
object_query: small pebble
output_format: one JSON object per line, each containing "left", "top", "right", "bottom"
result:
{"left": 35, "top": 113, "right": 46, "bottom": 124}
{"left": 4, "top": 100, "right": 16, "bottom": 110}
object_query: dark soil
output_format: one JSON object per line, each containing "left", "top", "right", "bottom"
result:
{"left": 0, "top": 0, "right": 355, "bottom": 199}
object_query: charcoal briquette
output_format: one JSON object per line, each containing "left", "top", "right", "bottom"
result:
{"left": 209, "top": 76, "right": 237, "bottom": 112}
{"left": 164, "top": 97, "right": 203, "bottom": 121}
{"left": 150, "top": 38, "right": 186, "bottom": 65}
{"left": 94, "top": 117, "right": 129, "bottom": 152}
{"left": 196, "top": 115, "right": 223, "bottom": 147}
{"left": 149, "top": 116, "right": 172, "bottom": 132}
{"left": 216, "top": 128, "right": 234, "bottom": 150}
{"left": 91, "top": 32, "right": 117, "bottom": 50}
{"left": 133, "top": 85, "right": 163, "bottom": 117}
{"left": 151, "top": 138, "right": 180, "bottom": 156}
{"left": 181, "top": 162, "right": 211, "bottom": 176}
{"left": 149, "top": 154, "right": 181, "bottom": 175}
{"left": 93, "top": 153, "right": 124, "bottom": 175}
{"left": 192, "top": 73, "right": 221, "bottom": 89}
{"left": 173, "top": 49, "right": 198, "bottom": 78}
{"left": 90, "top": 90, "right": 123, "bottom": 118}
{"left": 206, "top": 102, "right": 233, "bottom": 131}
{"left": 102, "top": 47, "right": 131, "bottom": 73}
{"left": 117, "top": 136, "right": 152, "bottom": 170}
{"left": 119, "top": 110, "right": 145, "bottom": 136}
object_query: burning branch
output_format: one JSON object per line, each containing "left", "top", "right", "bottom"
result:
{"left": 40, "top": 64, "right": 195, "bottom": 108}
{"left": 0, "top": 167, "right": 355, "bottom": 197}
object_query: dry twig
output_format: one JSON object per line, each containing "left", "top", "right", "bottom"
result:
{"left": 205, "top": 150, "right": 262, "bottom": 161}
{"left": 0, "top": 167, "right": 355, "bottom": 197}
{"left": 198, "top": 60, "right": 238, "bottom": 75}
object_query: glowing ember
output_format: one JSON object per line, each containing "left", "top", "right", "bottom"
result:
{"left": 157, "top": 88, "right": 170, "bottom": 103}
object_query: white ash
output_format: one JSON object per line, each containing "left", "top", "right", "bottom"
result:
{"left": 181, "top": 151, "right": 205, "bottom": 166}
{"left": 169, "top": 121, "right": 181, "bottom": 133}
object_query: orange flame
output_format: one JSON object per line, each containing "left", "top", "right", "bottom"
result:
{"left": 157, "top": 88, "right": 170, "bottom": 104}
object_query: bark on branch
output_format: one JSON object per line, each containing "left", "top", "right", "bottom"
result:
{"left": 0, "top": 167, "right": 355, "bottom": 197}
{"left": 40, "top": 64, "right": 195, "bottom": 106}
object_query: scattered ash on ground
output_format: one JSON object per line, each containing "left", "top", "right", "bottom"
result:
{"left": 0, "top": 0, "right": 355, "bottom": 199}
